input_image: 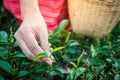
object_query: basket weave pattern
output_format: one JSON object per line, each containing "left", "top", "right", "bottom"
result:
{"left": 68, "top": 0, "right": 120, "bottom": 38}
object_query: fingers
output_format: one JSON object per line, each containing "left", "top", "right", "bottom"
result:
{"left": 22, "top": 32, "right": 43, "bottom": 55}
{"left": 23, "top": 32, "right": 52, "bottom": 64}
{"left": 37, "top": 34, "right": 54, "bottom": 62}
{"left": 15, "top": 31, "right": 52, "bottom": 64}
{"left": 14, "top": 35, "right": 35, "bottom": 60}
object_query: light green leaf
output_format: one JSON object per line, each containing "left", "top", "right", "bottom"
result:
{"left": 91, "top": 44, "right": 97, "bottom": 57}
{"left": 51, "top": 47, "right": 64, "bottom": 54}
{"left": 0, "top": 31, "right": 8, "bottom": 42}
{"left": 0, "top": 60, "right": 13, "bottom": 74}
{"left": 77, "top": 50, "right": 85, "bottom": 67}
{"left": 54, "top": 19, "right": 69, "bottom": 32}
{"left": 33, "top": 52, "right": 48, "bottom": 61}
{"left": 70, "top": 62, "right": 77, "bottom": 68}
{"left": 67, "top": 68, "right": 74, "bottom": 74}
{"left": 16, "top": 71, "right": 30, "bottom": 79}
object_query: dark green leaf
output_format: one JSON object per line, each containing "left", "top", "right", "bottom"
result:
{"left": 86, "top": 58, "right": 105, "bottom": 66}
{"left": 86, "top": 72, "right": 95, "bottom": 80}
{"left": 66, "top": 73, "right": 74, "bottom": 80}
{"left": 49, "top": 68, "right": 65, "bottom": 78}
{"left": 0, "top": 31, "right": 8, "bottom": 42}
{"left": 12, "top": 52, "right": 26, "bottom": 58}
{"left": 62, "top": 54, "right": 71, "bottom": 62}
{"left": 96, "top": 65, "right": 105, "bottom": 76}
{"left": 113, "top": 58, "right": 120, "bottom": 69}
{"left": 0, "top": 47, "right": 7, "bottom": 57}
{"left": 66, "top": 74, "right": 71, "bottom": 80}
{"left": 0, "top": 60, "right": 13, "bottom": 74}
{"left": 56, "top": 67, "right": 68, "bottom": 74}
{"left": 74, "top": 67, "right": 86, "bottom": 79}
{"left": 16, "top": 71, "right": 30, "bottom": 79}
{"left": 0, "top": 74, "right": 4, "bottom": 80}
{"left": 0, "top": 42, "right": 12, "bottom": 46}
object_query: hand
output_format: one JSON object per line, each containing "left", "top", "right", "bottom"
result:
{"left": 14, "top": 14, "right": 53, "bottom": 64}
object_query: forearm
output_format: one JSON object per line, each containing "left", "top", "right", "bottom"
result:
{"left": 20, "top": 0, "right": 41, "bottom": 20}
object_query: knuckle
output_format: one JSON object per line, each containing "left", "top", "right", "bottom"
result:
{"left": 29, "top": 46, "right": 38, "bottom": 53}
{"left": 14, "top": 29, "right": 24, "bottom": 39}
{"left": 26, "top": 53, "right": 33, "bottom": 60}
{"left": 18, "top": 30, "right": 24, "bottom": 35}
{"left": 14, "top": 32, "right": 18, "bottom": 39}
{"left": 41, "top": 42, "right": 48, "bottom": 47}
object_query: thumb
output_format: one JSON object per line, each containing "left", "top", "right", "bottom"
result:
{"left": 38, "top": 34, "right": 53, "bottom": 64}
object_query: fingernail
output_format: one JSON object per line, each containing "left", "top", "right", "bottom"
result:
{"left": 46, "top": 59, "right": 52, "bottom": 64}
{"left": 50, "top": 55, "right": 54, "bottom": 60}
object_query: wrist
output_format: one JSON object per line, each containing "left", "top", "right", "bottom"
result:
{"left": 20, "top": 0, "right": 41, "bottom": 20}
{"left": 22, "top": 12, "right": 43, "bottom": 21}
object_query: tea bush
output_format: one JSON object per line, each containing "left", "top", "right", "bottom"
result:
{"left": 0, "top": 1, "right": 120, "bottom": 80}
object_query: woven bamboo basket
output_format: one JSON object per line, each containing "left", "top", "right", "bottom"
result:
{"left": 68, "top": 0, "right": 120, "bottom": 38}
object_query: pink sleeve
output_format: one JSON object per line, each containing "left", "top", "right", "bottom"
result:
{"left": 3, "top": 0, "right": 68, "bottom": 32}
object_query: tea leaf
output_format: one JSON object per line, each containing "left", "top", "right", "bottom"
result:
{"left": 16, "top": 71, "right": 30, "bottom": 79}
{"left": 86, "top": 58, "right": 105, "bottom": 66}
{"left": 113, "top": 58, "right": 120, "bottom": 69}
{"left": 0, "top": 74, "right": 4, "bottom": 80}
{"left": 51, "top": 47, "right": 64, "bottom": 54}
{"left": 77, "top": 50, "right": 85, "bottom": 67}
{"left": 66, "top": 73, "right": 75, "bottom": 80}
{"left": 0, "top": 47, "right": 7, "bottom": 57}
{"left": 0, "top": 60, "right": 13, "bottom": 74}
{"left": 114, "top": 74, "right": 120, "bottom": 80}
{"left": 54, "top": 19, "right": 69, "bottom": 32}
{"left": 0, "top": 42, "right": 12, "bottom": 46}
{"left": 0, "top": 31, "right": 8, "bottom": 42}
{"left": 62, "top": 54, "right": 71, "bottom": 62}
{"left": 12, "top": 52, "right": 26, "bottom": 58}
{"left": 86, "top": 72, "right": 95, "bottom": 80}
{"left": 66, "top": 74, "right": 71, "bottom": 80}
{"left": 33, "top": 52, "right": 48, "bottom": 61}
{"left": 74, "top": 67, "right": 86, "bottom": 79}
{"left": 96, "top": 65, "right": 105, "bottom": 76}
{"left": 91, "top": 44, "right": 97, "bottom": 57}
{"left": 50, "top": 68, "right": 64, "bottom": 78}
{"left": 70, "top": 62, "right": 77, "bottom": 68}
